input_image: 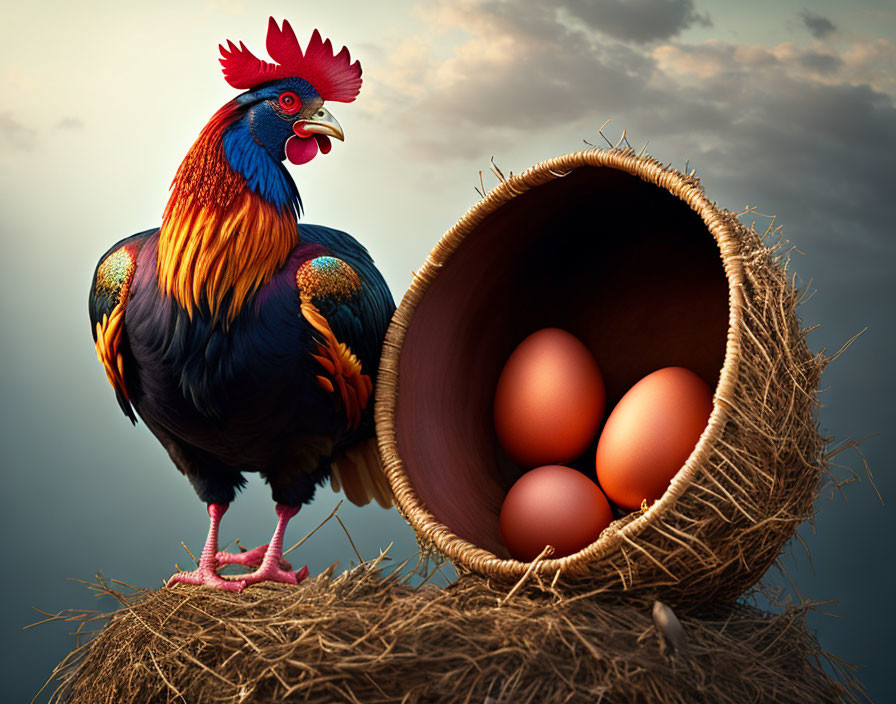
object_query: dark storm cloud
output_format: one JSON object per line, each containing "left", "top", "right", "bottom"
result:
{"left": 621, "top": 37, "right": 896, "bottom": 272}
{"left": 377, "top": 0, "right": 664, "bottom": 156}
{"left": 800, "top": 10, "right": 837, "bottom": 39}
{"left": 0, "top": 111, "right": 36, "bottom": 151}
{"left": 652, "top": 78, "right": 896, "bottom": 262}
{"left": 385, "top": 0, "right": 896, "bottom": 251}
{"left": 452, "top": 0, "right": 567, "bottom": 42}
{"left": 381, "top": 0, "right": 896, "bottom": 276}
{"left": 799, "top": 50, "right": 843, "bottom": 74}
{"left": 563, "top": 0, "right": 712, "bottom": 43}
{"left": 418, "top": 37, "right": 658, "bottom": 130}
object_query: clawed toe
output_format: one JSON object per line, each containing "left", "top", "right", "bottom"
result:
{"left": 216, "top": 544, "right": 268, "bottom": 567}
{"left": 242, "top": 563, "right": 309, "bottom": 587}
{"left": 167, "top": 567, "right": 246, "bottom": 592}
{"left": 216, "top": 544, "right": 293, "bottom": 570}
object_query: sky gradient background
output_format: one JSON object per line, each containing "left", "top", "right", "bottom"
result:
{"left": 2, "top": 0, "right": 893, "bottom": 700}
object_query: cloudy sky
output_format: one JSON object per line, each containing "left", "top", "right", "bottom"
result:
{"left": 2, "top": 0, "right": 893, "bottom": 700}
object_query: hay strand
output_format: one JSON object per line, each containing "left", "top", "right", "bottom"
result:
{"left": 40, "top": 561, "right": 862, "bottom": 703}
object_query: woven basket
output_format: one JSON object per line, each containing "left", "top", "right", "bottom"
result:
{"left": 375, "top": 148, "right": 825, "bottom": 608}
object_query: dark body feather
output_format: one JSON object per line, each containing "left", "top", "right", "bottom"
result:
{"left": 100, "top": 224, "right": 394, "bottom": 506}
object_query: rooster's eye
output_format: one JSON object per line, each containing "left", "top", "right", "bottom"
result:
{"left": 278, "top": 92, "right": 301, "bottom": 114}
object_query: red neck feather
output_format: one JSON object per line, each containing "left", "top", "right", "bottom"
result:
{"left": 157, "top": 102, "right": 299, "bottom": 323}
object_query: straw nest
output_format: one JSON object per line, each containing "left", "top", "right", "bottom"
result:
{"left": 42, "top": 555, "right": 861, "bottom": 704}
{"left": 375, "top": 147, "right": 851, "bottom": 607}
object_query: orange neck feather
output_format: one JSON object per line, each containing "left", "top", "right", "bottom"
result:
{"left": 157, "top": 103, "right": 299, "bottom": 322}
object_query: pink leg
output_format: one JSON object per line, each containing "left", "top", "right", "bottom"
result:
{"left": 216, "top": 543, "right": 293, "bottom": 570}
{"left": 241, "top": 504, "right": 309, "bottom": 587}
{"left": 167, "top": 503, "right": 246, "bottom": 592}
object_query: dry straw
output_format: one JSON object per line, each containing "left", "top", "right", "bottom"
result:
{"left": 39, "top": 553, "right": 861, "bottom": 703}
{"left": 376, "top": 146, "right": 854, "bottom": 607}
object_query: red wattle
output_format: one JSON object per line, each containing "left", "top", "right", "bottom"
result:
{"left": 317, "top": 135, "right": 332, "bottom": 154}
{"left": 285, "top": 135, "right": 319, "bottom": 165}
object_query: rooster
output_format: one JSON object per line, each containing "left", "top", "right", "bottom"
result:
{"left": 89, "top": 18, "right": 395, "bottom": 591}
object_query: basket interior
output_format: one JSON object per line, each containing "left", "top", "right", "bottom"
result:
{"left": 396, "top": 165, "right": 729, "bottom": 558}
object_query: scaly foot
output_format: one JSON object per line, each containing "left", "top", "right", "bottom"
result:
{"left": 216, "top": 543, "right": 293, "bottom": 570}
{"left": 242, "top": 563, "right": 310, "bottom": 587}
{"left": 167, "top": 565, "right": 246, "bottom": 592}
{"left": 239, "top": 504, "right": 307, "bottom": 587}
{"left": 165, "top": 503, "right": 246, "bottom": 592}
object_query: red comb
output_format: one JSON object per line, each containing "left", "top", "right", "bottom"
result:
{"left": 219, "top": 17, "right": 362, "bottom": 102}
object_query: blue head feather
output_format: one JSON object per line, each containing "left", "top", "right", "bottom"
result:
{"left": 222, "top": 123, "right": 302, "bottom": 216}
{"left": 221, "top": 77, "right": 321, "bottom": 216}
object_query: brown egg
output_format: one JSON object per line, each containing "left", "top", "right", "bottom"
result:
{"left": 494, "top": 328, "right": 605, "bottom": 467}
{"left": 595, "top": 367, "right": 713, "bottom": 510}
{"left": 500, "top": 465, "right": 613, "bottom": 561}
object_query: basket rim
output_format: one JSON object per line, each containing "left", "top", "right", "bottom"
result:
{"left": 374, "top": 147, "right": 747, "bottom": 580}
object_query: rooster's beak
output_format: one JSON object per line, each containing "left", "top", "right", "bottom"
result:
{"left": 293, "top": 106, "right": 345, "bottom": 141}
